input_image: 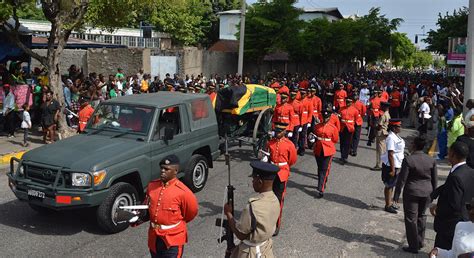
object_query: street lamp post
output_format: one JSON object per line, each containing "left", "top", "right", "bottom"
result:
{"left": 465, "top": 0, "right": 474, "bottom": 107}
{"left": 237, "top": 0, "right": 246, "bottom": 75}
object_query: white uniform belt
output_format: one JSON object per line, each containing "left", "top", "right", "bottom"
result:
{"left": 292, "top": 114, "right": 299, "bottom": 117}
{"left": 373, "top": 108, "right": 379, "bottom": 111}
{"left": 303, "top": 111, "right": 309, "bottom": 114}
{"left": 272, "top": 162, "right": 288, "bottom": 166}
{"left": 79, "top": 121, "right": 87, "bottom": 124}
{"left": 279, "top": 116, "right": 289, "bottom": 119}
{"left": 341, "top": 119, "right": 354, "bottom": 123}
{"left": 313, "top": 110, "right": 319, "bottom": 113}
{"left": 317, "top": 137, "right": 331, "bottom": 141}
{"left": 392, "top": 99, "right": 399, "bottom": 101}
{"left": 150, "top": 221, "right": 181, "bottom": 230}
{"left": 337, "top": 99, "right": 344, "bottom": 102}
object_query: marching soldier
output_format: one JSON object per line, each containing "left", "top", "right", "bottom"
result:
{"left": 131, "top": 155, "right": 198, "bottom": 258}
{"left": 224, "top": 161, "right": 281, "bottom": 258}
{"left": 339, "top": 98, "right": 360, "bottom": 165}
{"left": 299, "top": 88, "right": 314, "bottom": 156}
{"left": 288, "top": 89, "right": 302, "bottom": 147}
{"left": 208, "top": 84, "right": 217, "bottom": 108}
{"left": 267, "top": 122, "right": 297, "bottom": 235}
{"left": 334, "top": 83, "right": 347, "bottom": 111}
{"left": 309, "top": 87, "right": 323, "bottom": 123}
{"left": 312, "top": 110, "right": 339, "bottom": 198}
{"left": 272, "top": 93, "right": 295, "bottom": 132}
{"left": 371, "top": 102, "right": 391, "bottom": 171}
{"left": 367, "top": 90, "right": 382, "bottom": 146}
{"left": 351, "top": 95, "right": 366, "bottom": 156}
{"left": 389, "top": 86, "right": 401, "bottom": 118}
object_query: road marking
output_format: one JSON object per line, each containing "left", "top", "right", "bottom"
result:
{"left": 0, "top": 151, "right": 25, "bottom": 165}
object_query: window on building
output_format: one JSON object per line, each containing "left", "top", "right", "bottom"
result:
{"left": 122, "top": 36, "right": 129, "bottom": 46}
{"left": 104, "top": 35, "right": 112, "bottom": 44}
{"left": 146, "top": 38, "right": 154, "bottom": 48}
{"left": 129, "top": 37, "right": 136, "bottom": 47}
{"left": 114, "top": 36, "right": 122, "bottom": 45}
{"left": 138, "top": 38, "right": 144, "bottom": 48}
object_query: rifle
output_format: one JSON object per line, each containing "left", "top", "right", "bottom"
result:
{"left": 216, "top": 136, "right": 235, "bottom": 257}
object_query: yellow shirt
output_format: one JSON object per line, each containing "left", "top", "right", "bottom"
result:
{"left": 140, "top": 80, "right": 149, "bottom": 92}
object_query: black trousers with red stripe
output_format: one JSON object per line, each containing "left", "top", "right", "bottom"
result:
{"left": 272, "top": 176, "right": 287, "bottom": 229}
{"left": 350, "top": 125, "right": 362, "bottom": 155}
{"left": 150, "top": 237, "right": 183, "bottom": 258}
{"left": 315, "top": 155, "right": 333, "bottom": 193}
{"left": 340, "top": 127, "right": 353, "bottom": 160}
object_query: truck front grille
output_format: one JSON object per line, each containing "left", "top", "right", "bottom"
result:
{"left": 26, "top": 165, "right": 63, "bottom": 185}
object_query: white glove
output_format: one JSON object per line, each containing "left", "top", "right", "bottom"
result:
{"left": 298, "top": 127, "right": 303, "bottom": 132}
{"left": 128, "top": 210, "right": 139, "bottom": 223}
{"left": 67, "top": 114, "right": 73, "bottom": 119}
{"left": 111, "top": 121, "right": 120, "bottom": 127}
{"left": 261, "top": 155, "right": 269, "bottom": 163}
{"left": 307, "top": 123, "right": 311, "bottom": 128}
{"left": 308, "top": 133, "right": 316, "bottom": 143}
{"left": 287, "top": 132, "right": 293, "bottom": 138}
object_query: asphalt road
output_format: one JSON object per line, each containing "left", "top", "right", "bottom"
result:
{"left": 0, "top": 126, "right": 445, "bottom": 257}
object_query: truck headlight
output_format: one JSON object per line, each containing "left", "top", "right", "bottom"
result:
{"left": 72, "top": 173, "right": 91, "bottom": 186}
{"left": 18, "top": 166, "right": 24, "bottom": 176}
{"left": 93, "top": 170, "right": 107, "bottom": 185}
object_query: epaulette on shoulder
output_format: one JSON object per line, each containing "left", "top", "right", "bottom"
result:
{"left": 175, "top": 180, "right": 190, "bottom": 192}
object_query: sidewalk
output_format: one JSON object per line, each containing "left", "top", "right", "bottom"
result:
{"left": 0, "top": 128, "right": 45, "bottom": 169}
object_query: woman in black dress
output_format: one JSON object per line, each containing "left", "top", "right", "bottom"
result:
{"left": 41, "top": 90, "right": 60, "bottom": 143}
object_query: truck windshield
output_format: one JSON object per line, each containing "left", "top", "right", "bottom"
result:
{"left": 87, "top": 103, "right": 154, "bottom": 136}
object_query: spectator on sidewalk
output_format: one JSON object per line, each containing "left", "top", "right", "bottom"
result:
{"left": 437, "top": 104, "right": 448, "bottom": 160}
{"left": 41, "top": 90, "right": 60, "bottom": 144}
{"left": 2, "top": 84, "right": 16, "bottom": 138}
{"left": 455, "top": 114, "right": 474, "bottom": 168}
{"left": 431, "top": 141, "right": 474, "bottom": 249}
{"left": 21, "top": 103, "right": 31, "bottom": 147}
{"left": 394, "top": 136, "right": 437, "bottom": 254}
{"left": 447, "top": 108, "right": 464, "bottom": 148}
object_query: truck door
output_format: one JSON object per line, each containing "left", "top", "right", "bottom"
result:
{"left": 149, "top": 105, "right": 190, "bottom": 180}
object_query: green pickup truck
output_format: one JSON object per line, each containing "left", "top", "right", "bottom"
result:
{"left": 7, "top": 92, "right": 220, "bottom": 233}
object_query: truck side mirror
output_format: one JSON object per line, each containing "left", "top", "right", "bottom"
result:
{"left": 164, "top": 127, "right": 174, "bottom": 141}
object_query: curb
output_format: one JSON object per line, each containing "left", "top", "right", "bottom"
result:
{"left": 0, "top": 151, "right": 26, "bottom": 165}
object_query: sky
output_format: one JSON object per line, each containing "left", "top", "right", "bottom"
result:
{"left": 247, "top": 0, "right": 468, "bottom": 49}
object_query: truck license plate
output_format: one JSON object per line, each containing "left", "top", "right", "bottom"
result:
{"left": 27, "top": 189, "right": 45, "bottom": 199}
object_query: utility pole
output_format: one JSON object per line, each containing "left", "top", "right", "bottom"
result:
{"left": 465, "top": 0, "right": 474, "bottom": 108}
{"left": 237, "top": 0, "right": 246, "bottom": 75}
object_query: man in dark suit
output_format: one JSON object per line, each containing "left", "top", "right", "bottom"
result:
{"left": 455, "top": 116, "right": 474, "bottom": 168}
{"left": 394, "top": 136, "right": 437, "bottom": 253}
{"left": 431, "top": 141, "right": 474, "bottom": 249}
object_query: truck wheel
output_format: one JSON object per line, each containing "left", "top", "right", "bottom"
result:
{"left": 96, "top": 182, "right": 138, "bottom": 234}
{"left": 183, "top": 154, "right": 209, "bottom": 193}
{"left": 29, "top": 203, "right": 55, "bottom": 215}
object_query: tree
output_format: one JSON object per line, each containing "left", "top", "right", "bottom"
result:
{"left": 0, "top": 0, "right": 157, "bottom": 137}
{"left": 424, "top": 7, "right": 468, "bottom": 54}
{"left": 242, "top": 0, "right": 302, "bottom": 74}
{"left": 412, "top": 51, "right": 433, "bottom": 69}
{"left": 390, "top": 32, "right": 416, "bottom": 68}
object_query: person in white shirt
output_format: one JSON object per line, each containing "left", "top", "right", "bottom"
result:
{"left": 430, "top": 197, "right": 474, "bottom": 258}
{"left": 381, "top": 118, "right": 405, "bottom": 214}
{"left": 359, "top": 83, "right": 370, "bottom": 105}
{"left": 21, "top": 103, "right": 31, "bottom": 147}
{"left": 2, "top": 84, "right": 16, "bottom": 138}
{"left": 418, "top": 97, "right": 431, "bottom": 135}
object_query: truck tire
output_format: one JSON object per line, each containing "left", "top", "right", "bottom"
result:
{"left": 96, "top": 182, "right": 138, "bottom": 234}
{"left": 183, "top": 154, "right": 209, "bottom": 193}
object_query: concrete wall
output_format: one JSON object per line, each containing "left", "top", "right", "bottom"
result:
{"left": 202, "top": 51, "right": 238, "bottom": 76}
{"left": 87, "top": 48, "right": 144, "bottom": 76}
{"left": 30, "top": 49, "right": 87, "bottom": 75}
{"left": 182, "top": 47, "right": 203, "bottom": 76}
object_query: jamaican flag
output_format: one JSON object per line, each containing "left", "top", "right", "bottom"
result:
{"left": 215, "top": 84, "right": 276, "bottom": 115}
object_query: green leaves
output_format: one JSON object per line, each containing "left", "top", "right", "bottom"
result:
{"left": 424, "top": 7, "right": 468, "bottom": 54}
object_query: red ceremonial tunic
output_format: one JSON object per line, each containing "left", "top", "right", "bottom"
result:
{"left": 288, "top": 99, "right": 302, "bottom": 127}
{"left": 78, "top": 104, "right": 94, "bottom": 132}
{"left": 268, "top": 137, "right": 297, "bottom": 182}
{"left": 354, "top": 100, "right": 366, "bottom": 126}
{"left": 272, "top": 102, "right": 295, "bottom": 131}
{"left": 328, "top": 113, "right": 340, "bottom": 132}
{"left": 370, "top": 97, "right": 382, "bottom": 118}
{"left": 146, "top": 178, "right": 198, "bottom": 253}
{"left": 334, "top": 89, "right": 347, "bottom": 109}
{"left": 311, "top": 95, "right": 322, "bottom": 121}
{"left": 300, "top": 96, "right": 314, "bottom": 125}
{"left": 278, "top": 85, "right": 289, "bottom": 95}
{"left": 313, "top": 122, "right": 339, "bottom": 157}
{"left": 339, "top": 105, "right": 359, "bottom": 133}
{"left": 208, "top": 92, "right": 217, "bottom": 108}
{"left": 381, "top": 91, "right": 389, "bottom": 102}
{"left": 390, "top": 90, "right": 401, "bottom": 107}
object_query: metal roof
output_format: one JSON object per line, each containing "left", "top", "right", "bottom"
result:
{"left": 218, "top": 7, "right": 343, "bottom": 19}
{"left": 106, "top": 92, "right": 209, "bottom": 108}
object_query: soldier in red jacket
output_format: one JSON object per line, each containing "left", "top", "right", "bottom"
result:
{"left": 389, "top": 86, "right": 401, "bottom": 118}
{"left": 288, "top": 89, "right": 302, "bottom": 147}
{"left": 298, "top": 88, "right": 314, "bottom": 156}
{"left": 351, "top": 94, "right": 366, "bottom": 156}
{"left": 266, "top": 122, "right": 297, "bottom": 235}
{"left": 334, "top": 84, "right": 347, "bottom": 111}
{"left": 368, "top": 90, "right": 382, "bottom": 146}
{"left": 312, "top": 110, "right": 339, "bottom": 198}
{"left": 339, "top": 98, "right": 360, "bottom": 165}
{"left": 131, "top": 155, "right": 198, "bottom": 258}
{"left": 272, "top": 93, "right": 294, "bottom": 131}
